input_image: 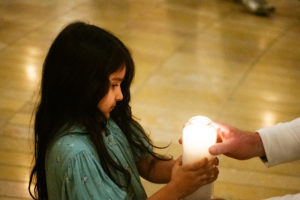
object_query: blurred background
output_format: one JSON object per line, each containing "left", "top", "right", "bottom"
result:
{"left": 0, "top": 0, "right": 299, "bottom": 199}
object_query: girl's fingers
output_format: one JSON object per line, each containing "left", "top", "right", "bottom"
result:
{"left": 181, "top": 156, "right": 219, "bottom": 188}
{"left": 183, "top": 156, "right": 218, "bottom": 171}
{"left": 207, "top": 167, "right": 219, "bottom": 183}
{"left": 183, "top": 157, "right": 208, "bottom": 171}
{"left": 191, "top": 170, "right": 218, "bottom": 189}
{"left": 177, "top": 156, "right": 183, "bottom": 166}
{"left": 196, "top": 167, "right": 219, "bottom": 184}
{"left": 178, "top": 137, "right": 182, "bottom": 144}
{"left": 208, "top": 157, "right": 219, "bottom": 166}
{"left": 195, "top": 162, "right": 218, "bottom": 177}
{"left": 204, "top": 172, "right": 218, "bottom": 185}
{"left": 173, "top": 156, "right": 183, "bottom": 168}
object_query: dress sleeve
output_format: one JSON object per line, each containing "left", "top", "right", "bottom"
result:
{"left": 61, "top": 150, "right": 127, "bottom": 200}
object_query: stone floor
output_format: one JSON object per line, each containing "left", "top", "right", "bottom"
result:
{"left": 0, "top": 0, "right": 299, "bottom": 199}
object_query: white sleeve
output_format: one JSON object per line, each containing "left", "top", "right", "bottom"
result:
{"left": 257, "top": 118, "right": 300, "bottom": 167}
{"left": 264, "top": 193, "right": 300, "bottom": 200}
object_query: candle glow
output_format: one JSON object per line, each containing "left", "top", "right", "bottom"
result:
{"left": 182, "top": 115, "right": 217, "bottom": 200}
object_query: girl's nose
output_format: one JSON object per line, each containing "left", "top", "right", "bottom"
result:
{"left": 116, "top": 88, "right": 123, "bottom": 101}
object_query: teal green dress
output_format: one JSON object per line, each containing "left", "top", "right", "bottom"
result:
{"left": 45, "top": 119, "right": 151, "bottom": 200}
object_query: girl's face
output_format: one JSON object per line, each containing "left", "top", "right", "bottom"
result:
{"left": 97, "top": 66, "right": 126, "bottom": 118}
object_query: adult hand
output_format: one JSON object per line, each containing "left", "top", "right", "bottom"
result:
{"left": 208, "top": 122, "right": 265, "bottom": 160}
{"left": 169, "top": 156, "right": 219, "bottom": 198}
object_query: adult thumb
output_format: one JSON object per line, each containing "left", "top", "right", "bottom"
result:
{"left": 209, "top": 143, "right": 230, "bottom": 156}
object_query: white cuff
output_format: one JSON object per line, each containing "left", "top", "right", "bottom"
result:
{"left": 264, "top": 193, "right": 300, "bottom": 200}
{"left": 257, "top": 118, "right": 300, "bottom": 167}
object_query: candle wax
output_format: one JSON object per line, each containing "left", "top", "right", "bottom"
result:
{"left": 182, "top": 116, "right": 217, "bottom": 200}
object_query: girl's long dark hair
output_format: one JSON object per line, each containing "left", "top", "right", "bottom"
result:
{"left": 28, "top": 22, "right": 167, "bottom": 199}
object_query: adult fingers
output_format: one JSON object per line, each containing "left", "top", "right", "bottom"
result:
{"left": 211, "top": 121, "right": 230, "bottom": 131}
{"left": 211, "top": 122, "right": 232, "bottom": 137}
{"left": 209, "top": 142, "right": 231, "bottom": 156}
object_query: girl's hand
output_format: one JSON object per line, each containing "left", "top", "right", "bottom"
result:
{"left": 169, "top": 156, "right": 219, "bottom": 199}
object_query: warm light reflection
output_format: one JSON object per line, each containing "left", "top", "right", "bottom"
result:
{"left": 265, "top": 92, "right": 279, "bottom": 102}
{"left": 264, "top": 111, "right": 276, "bottom": 126}
{"left": 182, "top": 116, "right": 217, "bottom": 164}
{"left": 25, "top": 46, "right": 42, "bottom": 82}
{"left": 27, "top": 46, "right": 40, "bottom": 56}
{"left": 26, "top": 65, "right": 37, "bottom": 81}
{"left": 258, "top": 37, "right": 269, "bottom": 50}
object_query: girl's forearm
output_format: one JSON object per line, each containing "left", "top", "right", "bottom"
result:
{"left": 137, "top": 155, "right": 175, "bottom": 183}
{"left": 147, "top": 159, "right": 175, "bottom": 183}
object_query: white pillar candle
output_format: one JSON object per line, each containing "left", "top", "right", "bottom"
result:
{"left": 182, "top": 116, "right": 217, "bottom": 200}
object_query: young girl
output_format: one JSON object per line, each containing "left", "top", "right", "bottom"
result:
{"left": 28, "top": 22, "right": 219, "bottom": 200}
